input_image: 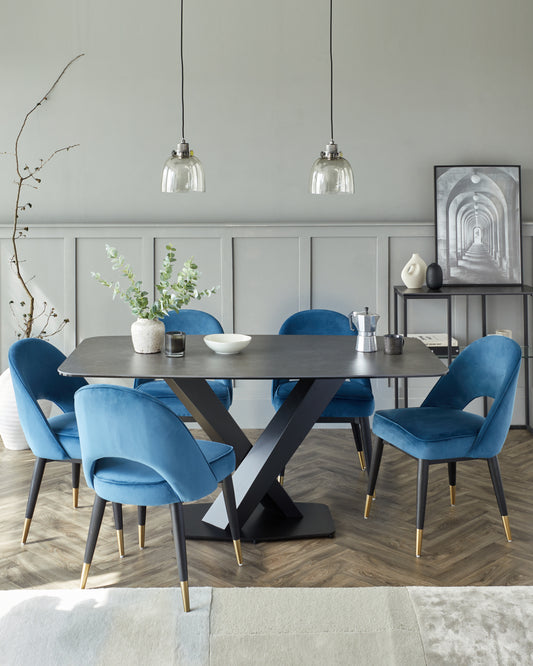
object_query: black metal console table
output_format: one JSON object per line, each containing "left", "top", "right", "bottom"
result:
{"left": 393, "top": 284, "right": 533, "bottom": 431}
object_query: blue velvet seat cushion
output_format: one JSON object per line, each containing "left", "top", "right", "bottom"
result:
{"left": 273, "top": 379, "right": 375, "bottom": 418}
{"left": 91, "top": 439, "right": 235, "bottom": 506}
{"left": 48, "top": 412, "right": 81, "bottom": 459}
{"left": 136, "top": 380, "right": 232, "bottom": 416}
{"left": 372, "top": 407, "right": 485, "bottom": 460}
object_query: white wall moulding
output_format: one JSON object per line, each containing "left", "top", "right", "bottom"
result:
{"left": 0, "top": 221, "right": 532, "bottom": 427}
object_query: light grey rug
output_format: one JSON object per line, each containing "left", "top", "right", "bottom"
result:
{"left": 408, "top": 586, "right": 533, "bottom": 665}
{"left": 0, "top": 587, "right": 211, "bottom": 666}
{"left": 1, "top": 586, "right": 532, "bottom": 665}
{"left": 210, "top": 587, "right": 424, "bottom": 665}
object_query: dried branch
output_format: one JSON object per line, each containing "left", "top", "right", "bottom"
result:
{"left": 7, "top": 53, "right": 84, "bottom": 339}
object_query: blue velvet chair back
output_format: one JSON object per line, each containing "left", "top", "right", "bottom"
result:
{"left": 8, "top": 338, "right": 87, "bottom": 460}
{"left": 163, "top": 309, "right": 223, "bottom": 334}
{"left": 273, "top": 309, "right": 361, "bottom": 399}
{"left": 422, "top": 335, "right": 522, "bottom": 458}
{"left": 75, "top": 384, "right": 223, "bottom": 502}
{"left": 278, "top": 309, "right": 355, "bottom": 336}
{"left": 134, "top": 310, "right": 231, "bottom": 399}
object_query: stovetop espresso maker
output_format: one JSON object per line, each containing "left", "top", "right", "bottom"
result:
{"left": 349, "top": 307, "right": 380, "bottom": 353}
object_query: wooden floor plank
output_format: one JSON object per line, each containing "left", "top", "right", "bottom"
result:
{"left": 1, "top": 428, "right": 532, "bottom": 590}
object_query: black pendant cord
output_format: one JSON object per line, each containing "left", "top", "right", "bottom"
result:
{"left": 329, "top": 0, "right": 334, "bottom": 144}
{"left": 180, "top": 0, "right": 185, "bottom": 141}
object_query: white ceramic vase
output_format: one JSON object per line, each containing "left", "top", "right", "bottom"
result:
{"left": 401, "top": 253, "right": 427, "bottom": 289}
{"left": 130, "top": 318, "right": 165, "bottom": 354}
{"left": 0, "top": 367, "right": 52, "bottom": 450}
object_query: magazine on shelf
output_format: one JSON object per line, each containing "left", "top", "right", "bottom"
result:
{"left": 407, "top": 333, "right": 459, "bottom": 356}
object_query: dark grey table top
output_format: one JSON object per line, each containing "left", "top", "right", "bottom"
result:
{"left": 59, "top": 335, "right": 447, "bottom": 381}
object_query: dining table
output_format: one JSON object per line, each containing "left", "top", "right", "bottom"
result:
{"left": 59, "top": 334, "right": 447, "bottom": 542}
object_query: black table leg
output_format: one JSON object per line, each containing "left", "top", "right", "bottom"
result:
{"left": 403, "top": 296, "right": 408, "bottom": 406}
{"left": 169, "top": 376, "right": 345, "bottom": 541}
{"left": 165, "top": 378, "right": 301, "bottom": 518}
{"left": 394, "top": 290, "right": 399, "bottom": 409}
{"left": 165, "top": 378, "right": 253, "bottom": 464}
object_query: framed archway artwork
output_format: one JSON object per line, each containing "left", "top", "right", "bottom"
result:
{"left": 434, "top": 165, "right": 522, "bottom": 285}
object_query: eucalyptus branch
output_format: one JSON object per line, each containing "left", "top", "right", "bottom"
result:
{"left": 93, "top": 244, "right": 217, "bottom": 320}
{"left": 5, "top": 53, "right": 84, "bottom": 339}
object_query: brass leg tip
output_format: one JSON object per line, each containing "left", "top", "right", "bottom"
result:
{"left": 277, "top": 475, "right": 284, "bottom": 486}
{"left": 449, "top": 485, "right": 456, "bottom": 507}
{"left": 180, "top": 581, "right": 190, "bottom": 613}
{"left": 233, "top": 539, "right": 243, "bottom": 566}
{"left": 364, "top": 494, "right": 373, "bottom": 519}
{"left": 80, "top": 562, "right": 90, "bottom": 589}
{"left": 357, "top": 451, "right": 366, "bottom": 471}
{"left": 116, "top": 529, "right": 125, "bottom": 558}
{"left": 416, "top": 528, "right": 423, "bottom": 557}
{"left": 73, "top": 487, "right": 79, "bottom": 509}
{"left": 21, "top": 518, "right": 31, "bottom": 545}
{"left": 502, "top": 515, "right": 512, "bottom": 542}
{"left": 138, "top": 525, "right": 145, "bottom": 550}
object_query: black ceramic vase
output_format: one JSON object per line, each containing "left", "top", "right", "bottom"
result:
{"left": 426, "top": 262, "right": 443, "bottom": 290}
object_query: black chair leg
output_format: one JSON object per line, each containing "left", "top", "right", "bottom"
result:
{"left": 81, "top": 495, "right": 107, "bottom": 588}
{"left": 112, "top": 502, "right": 125, "bottom": 558}
{"left": 448, "top": 462, "right": 456, "bottom": 506}
{"left": 364, "top": 437, "right": 384, "bottom": 518}
{"left": 138, "top": 506, "right": 147, "bottom": 549}
{"left": 22, "top": 457, "right": 47, "bottom": 544}
{"left": 350, "top": 419, "right": 366, "bottom": 471}
{"left": 360, "top": 416, "right": 373, "bottom": 471}
{"left": 487, "top": 456, "right": 512, "bottom": 542}
{"left": 221, "top": 476, "right": 243, "bottom": 566}
{"left": 416, "top": 460, "right": 429, "bottom": 557}
{"left": 72, "top": 462, "right": 81, "bottom": 509}
{"left": 170, "top": 503, "right": 190, "bottom": 612}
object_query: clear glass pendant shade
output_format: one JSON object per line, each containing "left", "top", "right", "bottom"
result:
{"left": 162, "top": 142, "right": 205, "bottom": 193}
{"left": 310, "top": 143, "right": 354, "bottom": 194}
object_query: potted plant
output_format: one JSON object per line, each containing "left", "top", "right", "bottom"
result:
{"left": 92, "top": 244, "right": 216, "bottom": 353}
{"left": 0, "top": 55, "right": 83, "bottom": 450}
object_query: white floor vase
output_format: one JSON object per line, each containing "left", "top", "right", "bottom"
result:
{"left": 0, "top": 367, "right": 51, "bottom": 451}
{"left": 0, "top": 368, "right": 28, "bottom": 450}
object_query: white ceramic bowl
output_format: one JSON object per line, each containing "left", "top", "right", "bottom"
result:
{"left": 203, "top": 333, "right": 252, "bottom": 355}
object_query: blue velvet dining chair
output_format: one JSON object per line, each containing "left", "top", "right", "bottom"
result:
{"left": 134, "top": 309, "right": 233, "bottom": 417}
{"left": 8, "top": 338, "right": 88, "bottom": 544}
{"left": 10, "top": 339, "right": 138, "bottom": 557}
{"left": 74, "top": 384, "right": 242, "bottom": 612}
{"left": 364, "top": 335, "right": 522, "bottom": 557}
{"left": 271, "top": 309, "right": 375, "bottom": 478}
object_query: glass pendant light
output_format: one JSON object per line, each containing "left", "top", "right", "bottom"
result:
{"left": 162, "top": 0, "right": 205, "bottom": 193}
{"left": 310, "top": 0, "right": 354, "bottom": 195}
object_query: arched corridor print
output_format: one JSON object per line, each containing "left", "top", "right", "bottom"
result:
{"left": 434, "top": 166, "right": 521, "bottom": 285}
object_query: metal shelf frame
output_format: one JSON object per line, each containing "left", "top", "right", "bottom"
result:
{"left": 393, "top": 284, "right": 533, "bottom": 431}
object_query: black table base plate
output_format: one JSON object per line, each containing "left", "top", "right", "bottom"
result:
{"left": 183, "top": 502, "right": 335, "bottom": 543}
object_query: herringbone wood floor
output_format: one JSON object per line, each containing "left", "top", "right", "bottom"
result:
{"left": 1, "top": 428, "right": 533, "bottom": 591}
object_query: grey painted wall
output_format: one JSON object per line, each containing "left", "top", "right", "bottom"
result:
{"left": 1, "top": 1, "right": 532, "bottom": 225}
{"left": 1, "top": 2, "right": 532, "bottom": 427}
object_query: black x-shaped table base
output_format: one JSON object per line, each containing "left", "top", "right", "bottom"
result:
{"left": 166, "top": 376, "right": 346, "bottom": 541}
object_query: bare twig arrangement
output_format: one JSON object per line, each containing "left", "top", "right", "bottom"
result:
{"left": 6, "top": 53, "right": 84, "bottom": 339}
